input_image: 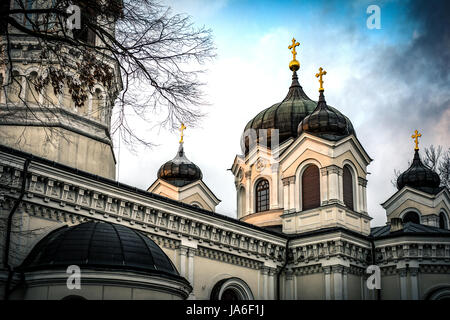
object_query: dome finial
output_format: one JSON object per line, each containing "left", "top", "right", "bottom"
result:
{"left": 411, "top": 129, "right": 422, "bottom": 151}
{"left": 179, "top": 123, "right": 186, "bottom": 144}
{"left": 288, "top": 38, "right": 300, "bottom": 71}
{"left": 316, "top": 67, "right": 327, "bottom": 92}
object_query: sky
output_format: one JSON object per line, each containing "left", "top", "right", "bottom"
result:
{"left": 114, "top": 0, "right": 450, "bottom": 227}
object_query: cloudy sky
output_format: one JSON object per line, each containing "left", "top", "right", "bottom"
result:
{"left": 114, "top": 0, "right": 449, "bottom": 227}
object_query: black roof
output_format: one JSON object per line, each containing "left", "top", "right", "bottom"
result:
{"left": 19, "top": 221, "right": 187, "bottom": 282}
{"left": 371, "top": 221, "right": 450, "bottom": 239}
{"left": 298, "top": 90, "right": 355, "bottom": 141}
{"left": 397, "top": 149, "right": 441, "bottom": 194}
{"left": 157, "top": 143, "right": 203, "bottom": 187}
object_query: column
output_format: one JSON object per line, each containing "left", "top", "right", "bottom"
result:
{"left": 271, "top": 164, "right": 279, "bottom": 208}
{"left": 245, "top": 171, "right": 252, "bottom": 214}
{"left": 332, "top": 265, "right": 343, "bottom": 300}
{"left": 343, "top": 267, "right": 349, "bottom": 300}
{"left": 410, "top": 268, "right": 419, "bottom": 300}
{"left": 261, "top": 267, "right": 269, "bottom": 300}
{"left": 179, "top": 246, "right": 188, "bottom": 278}
{"left": 282, "top": 178, "right": 290, "bottom": 212}
{"left": 268, "top": 268, "right": 276, "bottom": 300}
{"left": 320, "top": 168, "right": 329, "bottom": 205}
{"left": 324, "top": 266, "right": 331, "bottom": 300}
{"left": 327, "top": 166, "right": 339, "bottom": 203}
{"left": 288, "top": 176, "right": 295, "bottom": 213}
{"left": 285, "top": 269, "right": 294, "bottom": 300}
{"left": 358, "top": 177, "right": 368, "bottom": 213}
{"left": 337, "top": 168, "right": 344, "bottom": 203}
{"left": 399, "top": 268, "right": 407, "bottom": 300}
{"left": 187, "top": 248, "right": 196, "bottom": 285}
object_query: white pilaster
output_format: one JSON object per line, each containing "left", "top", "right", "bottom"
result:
{"left": 324, "top": 266, "right": 331, "bottom": 300}
{"left": 282, "top": 178, "right": 289, "bottom": 212}
{"left": 288, "top": 176, "right": 295, "bottom": 212}
{"left": 245, "top": 171, "right": 252, "bottom": 214}
{"left": 332, "top": 265, "right": 343, "bottom": 300}
{"left": 320, "top": 168, "right": 329, "bottom": 205}
{"left": 399, "top": 268, "right": 407, "bottom": 300}
{"left": 410, "top": 268, "right": 419, "bottom": 300}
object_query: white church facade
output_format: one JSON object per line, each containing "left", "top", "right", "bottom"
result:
{"left": 0, "top": 2, "right": 449, "bottom": 300}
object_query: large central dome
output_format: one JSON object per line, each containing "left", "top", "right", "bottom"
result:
{"left": 241, "top": 71, "right": 350, "bottom": 153}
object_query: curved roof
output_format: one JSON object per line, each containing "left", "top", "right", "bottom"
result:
{"left": 298, "top": 91, "right": 355, "bottom": 141}
{"left": 157, "top": 143, "right": 203, "bottom": 187}
{"left": 397, "top": 150, "right": 441, "bottom": 194}
{"left": 20, "top": 221, "right": 184, "bottom": 280}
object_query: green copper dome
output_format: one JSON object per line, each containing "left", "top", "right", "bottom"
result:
{"left": 241, "top": 71, "right": 346, "bottom": 153}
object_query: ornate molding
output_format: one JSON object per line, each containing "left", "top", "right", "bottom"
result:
{"left": 0, "top": 158, "right": 287, "bottom": 266}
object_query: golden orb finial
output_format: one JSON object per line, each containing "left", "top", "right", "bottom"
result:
{"left": 411, "top": 129, "right": 422, "bottom": 151}
{"left": 179, "top": 123, "right": 186, "bottom": 143}
{"left": 288, "top": 38, "right": 300, "bottom": 71}
{"left": 315, "top": 67, "right": 327, "bottom": 92}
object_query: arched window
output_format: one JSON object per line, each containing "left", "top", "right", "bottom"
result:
{"left": 402, "top": 211, "right": 420, "bottom": 224}
{"left": 92, "top": 87, "right": 105, "bottom": 120}
{"left": 439, "top": 212, "right": 448, "bottom": 230}
{"left": 255, "top": 179, "right": 269, "bottom": 213}
{"left": 210, "top": 278, "right": 254, "bottom": 300}
{"left": 343, "top": 165, "right": 354, "bottom": 211}
{"left": 302, "top": 165, "right": 320, "bottom": 210}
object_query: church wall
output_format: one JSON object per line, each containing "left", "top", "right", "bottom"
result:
{"left": 192, "top": 255, "right": 260, "bottom": 300}
{"left": 419, "top": 273, "right": 450, "bottom": 299}
{"left": 181, "top": 193, "right": 213, "bottom": 211}
{"left": 282, "top": 148, "right": 367, "bottom": 180}
{"left": 388, "top": 198, "right": 449, "bottom": 221}
{"left": 0, "top": 126, "right": 116, "bottom": 179}
{"left": 380, "top": 275, "right": 400, "bottom": 300}
{"left": 347, "top": 274, "right": 363, "bottom": 300}
{"left": 295, "top": 273, "right": 325, "bottom": 300}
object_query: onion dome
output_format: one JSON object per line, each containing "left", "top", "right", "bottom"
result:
{"left": 397, "top": 149, "right": 441, "bottom": 194}
{"left": 297, "top": 90, "right": 355, "bottom": 141}
{"left": 241, "top": 71, "right": 318, "bottom": 153}
{"left": 157, "top": 143, "right": 203, "bottom": 187}
{"left": 19, "top": 221, "right": 185, "bottom": 279}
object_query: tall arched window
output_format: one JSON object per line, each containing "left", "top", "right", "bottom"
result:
{"left": 343, "top": 165, "right": 354, "bottom": 211}
{"left": 25, "top": 71, "right": 39, "bottom": 104}
{"left": 302, "top": 165, "right": 320, "bottom": 210}
{"left": 402, "top": 211, "right": 420, "bottom": 224}
{"left": 439, "top": 212, "right": 448, "bottom": 230}
{"left": 255, "top": 179, "right": 269, "bottom": 213}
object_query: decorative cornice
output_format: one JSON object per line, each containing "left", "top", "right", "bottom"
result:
{"left": 0, "top": 158, "right": 287, "bottom": 266}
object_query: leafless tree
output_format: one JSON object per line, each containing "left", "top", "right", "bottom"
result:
{"left": 0, "top": 0, "right": 215, "bottom": 147}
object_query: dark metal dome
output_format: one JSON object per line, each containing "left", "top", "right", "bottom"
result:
{"left": 19, "top": 221, "right": 183, "bottom": 279}
{"left": 397, "top": 149, "right": 441, "bottom": 194}
{"left": 297, "top": 91, "right": 355, "bottom": 141}
{"left": 157, "top": 143, "right": 202, "bottom": 187}
{"left": 242, "top": 71, "right": 348, "bottom": 153}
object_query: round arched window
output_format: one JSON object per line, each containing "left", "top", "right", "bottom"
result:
{"left": 439, "top": 212, "right": 448, "bottom": 229}
{"left": 255, "top": 179, "right": 269, "bottom": 212}
{"left": 302, "top": 165, "right": 320, "bottom": 210}
{"left": 343, "top": 166, "right": 354, "bottom": 211}
{"left": 402, "top": 211, "right": 420, "bottom": 224}
{"left": 210, "top": 278, "right": 254, "bottom": 300}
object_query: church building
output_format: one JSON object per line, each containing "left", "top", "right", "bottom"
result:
{"left": 1, "top": 6, "right": 449, "bottom": 299}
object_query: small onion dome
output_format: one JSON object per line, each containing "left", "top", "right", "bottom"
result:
{"left": 157, "top": 143, "right": 203, "bottom": 187}
{"left": 297, "top": 90, "right": 355, "bottom": 141}
{"left": 396, "top": 149, "right": 441, "bottom": 194}
{"left": 241, "top": 71, "right": 317, "bottom": 153}
{"left": 19, "top": 221, "right": 185, "bottom": 279}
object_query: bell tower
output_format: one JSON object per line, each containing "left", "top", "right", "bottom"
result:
{"left": 0, "top": 1, "right": 123, "bottom": 179}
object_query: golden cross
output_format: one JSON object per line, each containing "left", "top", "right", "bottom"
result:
{"left": 411, "top": 129, "right": 421, "bottom": 150}
{"left": 179, "top": 123, "right": 186, "bottom": 143}
{"left": 288, "top": 38, "right": 300, "bottom": 61}
{"left": 316, "top": 67, "right": 327, "bottom": 92}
